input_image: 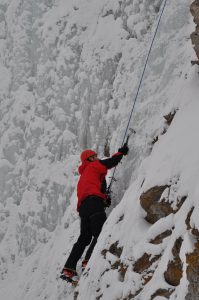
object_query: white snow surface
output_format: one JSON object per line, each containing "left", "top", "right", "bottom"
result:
{"left": 0, "top": 0, "right": 198, "bottom": 299}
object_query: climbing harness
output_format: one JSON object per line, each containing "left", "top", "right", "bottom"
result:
{"left": 107, "top": 0, "right": 169, "bottom": 194}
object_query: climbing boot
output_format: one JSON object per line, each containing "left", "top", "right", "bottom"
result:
{"left": 60, "top": 268, "right": 79, "bottom": 285}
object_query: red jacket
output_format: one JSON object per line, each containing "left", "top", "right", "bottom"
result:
{"left": 77, "top": 160, "right": 107, "bottom": 211}
{"left": 76, "top": 152, "right": 123, "bottom": 211}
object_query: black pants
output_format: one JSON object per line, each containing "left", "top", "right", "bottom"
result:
{"left": 64, "top": 196, "right": 106, "bottom": 270}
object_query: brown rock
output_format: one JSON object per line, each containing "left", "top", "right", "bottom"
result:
{"left": 164, "top": 261, "right": 182, "bottom": 287}
{"left": 140, "top": 186, "right": 186, "bottom": 224}
{"left": 163, "top": 111, "right": 177, "bottom": 126}
{"left": 150, "top": 229, "right": 172, "bottom": 244}
{"left": 131, "top": 253, "right": 161, "bottom": 298}
{"left": 186, "top": 241, "right": 199, "bottom": 300}
{"left": 152, "top": 128, "right": 167, "bottom": 146}
{"left": 111, "top": 260, "right": 127, "bottom": 281}
{"left": 191, "top": 59, "right": 199, "bottom": 65}
{"left": 101, "top": 241, "right": 123, "bottom": 259}
{"left": 133, "top": 253, "right": 161, "bottom": 274}
{"left": 116, "top": 214, "right": 124, "bottom": 223}
{"left": 176, "top": 196, "right": 187, "bottom": 210}
{"left": 123, "top": 291, "right": 141, "bottom": 300}
{"left": 190, "top": 0, "right": 199, "bottom": 61}
{"left": 143, "top": 274, "right": 153, "bottom": 285}
{"left": 109, "top": 241, "right": 123, "bottom": 258}
{"left": 185, "top": 207, "right": 199, "bottom": 238}
{"left": 191, "top": 31, "right": 199, "bottom": 60}
{"left": 140, "top": 186, "right": 168, "bottom": 210}
{"left": 192, "top": 227, "right": 199, "bottom": 238}
{"left": 101, "top": 249, "right": 107, "bottom": 259}
{"left": 152, "top": 135, "right": 159, "bottom": 145}
{"left": 185, "top": 207, "right": 194, "bottom": 230}
{"left": 140, "top": 185, "right": 171, "bottom": 224}
{"left": 74, "top": 291, "right": 79, "bottom": 300}
{"left": 190, "top": 0, "right": 199, "bottom": 24}
{"left": 164, "top": 237, "right": 183, "bottom": 286}
{"left": 151, "top": 288, "right": 174, "bottom": 299}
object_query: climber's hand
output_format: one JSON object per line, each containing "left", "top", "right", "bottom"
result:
{"left": 118, "top": 144, "right": 129, "bottom": 156}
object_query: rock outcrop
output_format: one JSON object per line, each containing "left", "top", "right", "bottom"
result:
{"left": 184, "top": 207, "right": 199, "bottom": 299}
{"left": 190, "top": 0, "right": 199, "bottom": 64}
{"left": 137, "top": 177, "right": 199, "bottom": 300}
{"left": 140, "top": 185, "right": 186, "bottom": 224}
{"left": 151, "top": 110, "right": 177, "bottom": 146}
{"left": 164, "top": 237, "right": 183, "bottom": 286}
{"left": 186, "top": 241, "right": 199, "bottom": 300}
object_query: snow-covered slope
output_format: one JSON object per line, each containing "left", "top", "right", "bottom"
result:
{"left": 0, "top": 0, "right": 198, "bottom": 299}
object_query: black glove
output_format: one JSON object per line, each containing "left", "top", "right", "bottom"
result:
{"left": 118, "top": 144, "right": 129, "bottom": 156}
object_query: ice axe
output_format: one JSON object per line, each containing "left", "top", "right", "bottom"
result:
{"left": 123, "top": 128, "right": 136, "bottom": 147}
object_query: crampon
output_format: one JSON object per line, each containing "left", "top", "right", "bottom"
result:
{"left": 60, "top": 268, "right": 79, "bottom": 286}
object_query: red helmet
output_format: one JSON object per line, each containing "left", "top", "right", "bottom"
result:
{"left": 80, "top": 149, "right": 97, "bottom": 162}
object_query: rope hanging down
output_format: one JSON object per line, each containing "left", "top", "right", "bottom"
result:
{"left": 107, "top": 0, "right": 168, "bottom": 193}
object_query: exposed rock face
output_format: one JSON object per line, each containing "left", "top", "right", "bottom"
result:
{"left": 163, "top": 110, "right": 177, "bottom": 126}
{"left": 190, "top": 0, "right": 199, "bottom": 63}
{"left": 164, "top": 237, "right": 183, "bottom": 286}
{"left": 101, "top": 241, "right": 127, "bottom": 281}
{"left": 151, "top": 288, "right": 174, "bottom": 299}
{"left": 133, "top": 253, "right": 161, "bottom": 274}
{"left": 101, "top": 241, "right": 123, "bottom": 258}
{"left": 140, "top": 185, "right": 170, "bottom": 224}
{"left": 135, "top": 180, "right": 190, "bottom": 298}
{"left": 185, "top": 207, "right": 194, "bottom": 230}
{"left": 186, "top": 241, "right": 199, "bottom": 300}
{"left": 184, "top": 208, "right": 199, "bottom": 299}
{"left": 138, "top": 179, "right": 199, "bottom": 299}
{"left": 100, "top": 241, "right": 127, "bottom": 295}
{"left": 185, "top": 207, "right": 199, "bottom": 239}
{"left": 140, "top": 186, "right": 186, "bottom": 224}
{"left": 150, "top": 229, "right": 172, "bottom": 244}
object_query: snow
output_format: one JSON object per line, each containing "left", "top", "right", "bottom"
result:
{"left": 0, "top": 0, "right": 198, "bottom": 299}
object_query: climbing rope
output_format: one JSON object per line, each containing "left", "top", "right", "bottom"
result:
{"left": 107, "top": 0, "right": 169, "bottom": 193}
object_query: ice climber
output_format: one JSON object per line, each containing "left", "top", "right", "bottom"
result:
{"left": 60, "top": 144, "right": 129, "bottom": 283}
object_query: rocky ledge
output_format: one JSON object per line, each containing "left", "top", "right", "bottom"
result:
{"left": 190, "top": 0, "right": 199, "bottom": 64}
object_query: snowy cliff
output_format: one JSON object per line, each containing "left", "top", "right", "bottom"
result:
{"left": 0, "top": 0, "right": 198, "bottom": 299}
